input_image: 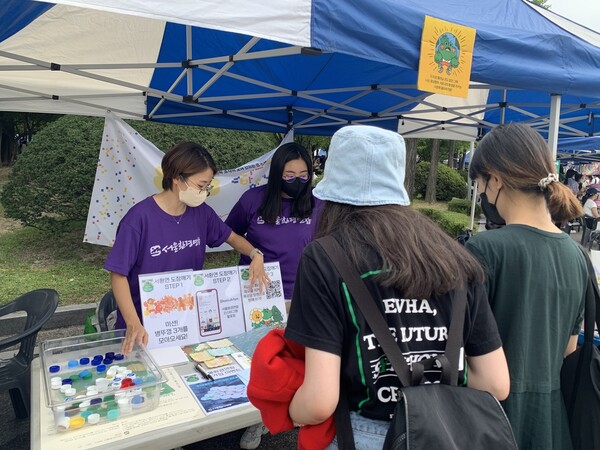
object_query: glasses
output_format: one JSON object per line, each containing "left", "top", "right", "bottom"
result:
{"left": 183, "top": 178, "right": 213, "bottom": 195}
{"left": 282, "top": 174, "right": 310, "bottom": 183}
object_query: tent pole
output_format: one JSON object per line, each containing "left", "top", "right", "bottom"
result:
{"left": 500, "top": 89, "right": 507, "bottom": 124}
{"left": 468, "top": 141, "right": 477, "bottom": 231}
{"left": 548, "top": 94, "right": 561, "bottom": 160}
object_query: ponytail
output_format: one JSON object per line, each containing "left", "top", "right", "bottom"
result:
{"left": 546, "top": 181, "right": 583, "bottom": 222}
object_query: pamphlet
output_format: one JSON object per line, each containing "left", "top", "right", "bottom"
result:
{"left": 182, "top": 374, "right": 250, "bottom": 414}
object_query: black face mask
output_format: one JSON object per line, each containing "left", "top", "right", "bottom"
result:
{"left": 480, "top": 183, "right": 505, "bottom": 226}
{"left": 281, "top": 178, "right": 308, "bottom": 198}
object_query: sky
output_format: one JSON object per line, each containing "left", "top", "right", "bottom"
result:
{"left": 549, "top": 0, "right": 600, "bottom": 32}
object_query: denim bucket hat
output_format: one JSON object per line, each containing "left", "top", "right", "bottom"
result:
{"left": 313, "top": 125, "right": 410, "bottom": 206}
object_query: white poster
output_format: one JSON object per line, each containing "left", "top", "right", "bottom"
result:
{"left": 139, "top": 270, "right": 200, "bottom": 348}
{"left": 140, "top": 263, "right": 287, "bottom": 349}
{"left": 84, "top": 111, "right": 293, "bottom": 248}
{"left": 239, "top": 262, "right": 287, "bottom": 330}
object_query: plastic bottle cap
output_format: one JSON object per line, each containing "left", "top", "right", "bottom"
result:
{"left": 51, "top": 376, "right": 62, "bottom": 383}
{"left": 107, "top": 409, "right": 120, "bottom": 420}
{"left": 70, "top": 417, "right": 85, "bottom": 429}
{"left": 60, "top": 384, "right": 72, "bottom": 393}
{"left": 79, "top": 369, "right": 91, "bottom": 379}
{"left": 90, "top": 398, "right": 102, "bottom": 405}
{"left": 114, "top": 354, "right": 124, "bottom": 361}
{"left": 96, "top": 364, "right": 106, "bottom": 373}
{"left": 57, "top": 416, "right": 70, "bottom": 431}
{"left": 68, "top": 360, "right": 79, "bottom": 369}
{"left": 51, "top": 380, "right": 62, "bottom": 390}
{"left": 103, "top": 358, "right": 113, "bottom": 365}
{"left": 79, "top": 400, "right": 91, "bottom": 411}
{"left": 91, "top": 359, "right": 101, "bottom": 366}
{"left": 87, "top": 413, "right": 100, "bottom": 425}
{"left": 79, "top": 357, "right": 90, "bottom": 365}
{"left": 93, "top": 355, "right": 103, "bottom": 361}
{"left": 65, "top": 388, "right": 76, "bottom": 397}
{"left": 133, "top": 377, "right": 143, "bottom": 386}
{"left": 131, "top": 395, "right": 145, "bottom": 408}
{"left": 105, "top": 352, "right": 115, "bottom": 359}
{"left": 49, "top": 365, "right": 61, "bottom": 373}
{"left": 62, "top": 378, "right": 73, "bottom": 385}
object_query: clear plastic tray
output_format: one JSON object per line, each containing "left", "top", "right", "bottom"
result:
{"left": 40, "top": 330, "right": 164, "bottom": 431}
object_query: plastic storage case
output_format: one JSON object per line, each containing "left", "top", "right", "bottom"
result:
{"left": 41, "top": 330, "right": 164, "bottom": 432}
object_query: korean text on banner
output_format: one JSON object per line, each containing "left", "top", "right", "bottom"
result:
{"left": 417, "top": 16, "right": 476, "bottom": 98}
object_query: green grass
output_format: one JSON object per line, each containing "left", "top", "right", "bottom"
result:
{"left": 0, "top": 223, "right": 239, "bottom": 307}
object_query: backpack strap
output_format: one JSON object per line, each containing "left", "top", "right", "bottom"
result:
{"left": 318, "top": 235, "right": 467, "bottom": 388}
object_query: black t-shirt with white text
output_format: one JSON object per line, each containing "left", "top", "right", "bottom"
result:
{"left": 285, "top": 238, "right": 502, "bottom": 421}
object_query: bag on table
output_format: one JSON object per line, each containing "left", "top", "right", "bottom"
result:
{"left": 320, "top": 236, "right": 517, "bottom": 450}
{"left": 561, "top": 250, "right": 600, "bottom": 450}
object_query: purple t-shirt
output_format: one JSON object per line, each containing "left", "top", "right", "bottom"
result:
{"left": 225, "top": 185, "right": 321, "bottom": 299}
{"left": 104, "top": 196, "right": 232, "bottom": 328}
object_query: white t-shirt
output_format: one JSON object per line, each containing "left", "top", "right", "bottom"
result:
{"left": 584, "top": 198, "right": 598, "bottom": 217}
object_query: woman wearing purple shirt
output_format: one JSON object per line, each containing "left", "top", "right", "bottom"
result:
{"left": 226, "top": 142, "right": 320, "bottom": 449}
{"left": 104, "top": 142, "right": 269, "bottom": 355}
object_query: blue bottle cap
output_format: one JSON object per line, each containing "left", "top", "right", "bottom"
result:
{"left": 91, "top": 359, "right": 101, "bottom": 366}
{"left": 96, "top": 364, "right": 106, "bottom": 373}
{"left": 68, "top": 360, "right": 78, "bottom": 368}
{"left": 133, "top": 377, "right": 143, "bottom": 386}
{"left": 79, "top": 369, "right": 91, "bottom": 379}
{"left": 103, "top": 358, "right": 113, "bottom": 365}
{"left": 105, "top": 352, "right": 115, "bottom": 359}
{"left": 49, "top": 365, "right": 60, "bottom": 373}
{"left": 79, "top": 357, "right": 90, "bottom": 365}
{"left": 90, "top": 398, "right": 102, "bottom": 405}
{"left": 93, "top": 354, "right": 103, "bottom": 361}
{"left": 62, "top": 378, "right": 73, "bottom": 385}
{"left": 131, "top": 395, "right": 144, "bottom": 405}
{"left": 114, "top": 354, "right": 124, "bottom": 361}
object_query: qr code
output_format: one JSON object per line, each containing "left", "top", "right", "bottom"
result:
{"left": 266, "top": 280, "right": 282, "bottom": 299}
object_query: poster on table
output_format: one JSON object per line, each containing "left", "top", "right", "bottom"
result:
{"left": 140, "top": 262, "right": 287, "bottom": 349}
{"left": 139, "top": 269, "right": 200, "bottom": 348}
{"left": 239, "top": 262, "right": 287, "bottom": 330}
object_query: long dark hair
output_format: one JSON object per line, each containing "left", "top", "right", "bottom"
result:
{"left": 258, "top": 142, "right": 315, "bottom": 223}
{"left": 316, "top": 202, "right": 485, "bottom": 298}
{"left": 470, "top": 123, "right": 583, "bottom": 223}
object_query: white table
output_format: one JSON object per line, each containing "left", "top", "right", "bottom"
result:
{"left": 30, "top": 339, "right": 264, "bottom": 449}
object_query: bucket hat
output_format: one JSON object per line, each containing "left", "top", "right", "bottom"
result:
{"left": 313, "top": 125, "right": 410, "bottom": 206}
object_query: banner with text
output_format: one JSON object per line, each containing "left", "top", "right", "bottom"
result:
{"left": 84, "top": 111, "right": 293, "bottom": 248}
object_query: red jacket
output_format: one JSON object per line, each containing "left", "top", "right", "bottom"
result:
{"left": 247, "top": 329, "right": 336, "bottom": 450}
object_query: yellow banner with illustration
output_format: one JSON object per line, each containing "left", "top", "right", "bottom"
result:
{"left": 418, "top": 16, "right": 476, "bottom": 98}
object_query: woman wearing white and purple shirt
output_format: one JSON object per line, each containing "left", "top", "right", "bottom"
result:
{"left": 226, "top": 142, "right": 321, "bottom": 450}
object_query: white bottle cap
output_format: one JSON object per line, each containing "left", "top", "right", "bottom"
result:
{"left": 65, "top": 388, "right": 76, "bottom": 397}
{"left": 51, "top": 380, "right": 62, "bottom": 390}
{"left": 87, "top": 413, "right": 100, "bottom": 425}
{"left": 56, "top": 416, "right": 70, "bottom": 431}
{"left": 118, "top": 397, "right": 132, "bottom": 413}
{"left": 51, "top": 376, "right": 62, "bottom": 384}
{"left": 60, "top": 384, "right": 72, "bottom": 393}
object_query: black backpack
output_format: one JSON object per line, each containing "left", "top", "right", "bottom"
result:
{"left": 320, "top": 236, "right": 517, "bottom": 450}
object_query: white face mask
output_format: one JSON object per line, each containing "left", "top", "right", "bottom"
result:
{"left": 178, "top": 182, "right": 208, "bottom": 207}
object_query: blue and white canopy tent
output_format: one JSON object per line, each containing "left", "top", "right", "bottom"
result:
{"left": 557, "top": 136, "right": 600, "bottom": 162}
{"left": 1, "top": 0, "right": 600, "bottom": 147}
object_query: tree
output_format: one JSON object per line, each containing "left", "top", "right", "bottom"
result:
{"left": 530, "top": 0, "right": 551, "bottom": 9}
{"left": 0, "top": 112, "right": 60, "bottom": 165}
{"left": 447, "top": 140, "right": 456, "bottom": 167}
{"left": 1, "top": 115, "right": 280, "bottom": 230}
{"left": 404, "top": 138, "right": 418, "bottom": 200}
{"left": 425, "top": 139, "right": 440, "bottom": 202}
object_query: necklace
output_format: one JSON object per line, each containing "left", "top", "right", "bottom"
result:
{"left": 172, "top": 207, "right": 186, "bottom": 225}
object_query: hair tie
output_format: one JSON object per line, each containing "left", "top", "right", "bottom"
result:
{"left": 538, "top": 173, "right": 558, "bottom": 190}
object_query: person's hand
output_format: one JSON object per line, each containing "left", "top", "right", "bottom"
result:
{"left": 249, "top": 253, "right": 271, "bottom": 294}
{"left": 121, "top": 319, "right": 148, "bottom": 355}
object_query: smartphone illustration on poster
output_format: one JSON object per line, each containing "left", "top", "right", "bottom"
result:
{"left": 197, "top": 289, "right": 222, "bottom": 337}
